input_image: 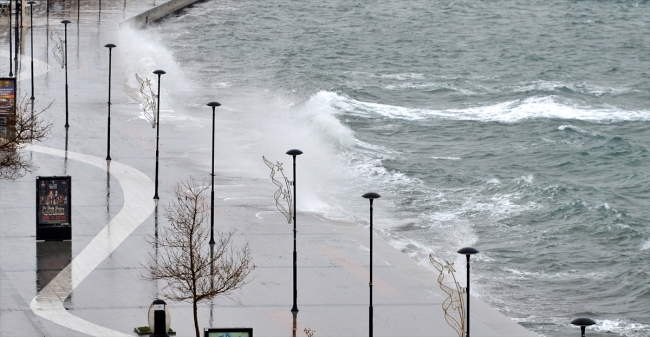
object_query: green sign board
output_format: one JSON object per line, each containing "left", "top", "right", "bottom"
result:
{"left": 204, "top": 328, "right": 252, "bottom": 337}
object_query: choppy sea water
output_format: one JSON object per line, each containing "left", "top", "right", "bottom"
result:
{"left": 121, "top": 0, "right": 649, "bottom": 336}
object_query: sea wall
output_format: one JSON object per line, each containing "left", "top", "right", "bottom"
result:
{"left": 121, "top": 0, "right": 201, "bottom": 28}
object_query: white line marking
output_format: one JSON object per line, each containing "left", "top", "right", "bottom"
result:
{"left": 27, "top": 145, "right": 155, "bottom": 337}
{"left": 255, "top": 211, "right": 276, "bottom": 219}
{"left": 0, "top": 51, "right": 51, "bottom": 79}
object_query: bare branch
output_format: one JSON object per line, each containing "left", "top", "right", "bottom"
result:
{"left": 0, "top": 96, "right": 53, "bottom": 180}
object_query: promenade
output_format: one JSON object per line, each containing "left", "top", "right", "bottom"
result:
{"left": 0, "top": 1, "right": 538, "bottom": 336}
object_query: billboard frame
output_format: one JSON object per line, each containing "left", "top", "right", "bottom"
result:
{"left": 36, "top": 176, "right": 72, "bottom": 241}
{"left": 0, "top": 77, "right": 17, "bottom": 137}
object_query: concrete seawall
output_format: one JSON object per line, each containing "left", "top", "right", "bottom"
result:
{"left": 121, "top": 0, "right": 201, "bottom": 28}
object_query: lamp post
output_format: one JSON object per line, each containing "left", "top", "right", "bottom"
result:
{"left": 571, "top": 318, "right": 596, "bottom": 337}
{"left": 14, "top": 0, "right": 20, "bottom": 69}
{"left": 104, "top": 44, "right": 115, "bottom": 161}
{"left": 8, "top": 0, "right": 12, "bottom": 77}
{"left": 28, "top": 1, "right": 35, "bottom": 100}
{"left": 206, "top": 101, "right": 221, "bottom": 245}
{"left": 457, "top": 247, "right": 479, "bottom": 337}
{"left": 152, "top": 69, "right": 165, "bottom": 201}
{"left": 362, "top": 192, "right": 380, "bottom": 337}
{"left": 61, "top": 19, "right": 71, "bottom": 128}
{"left": 286, "top": 148, "right": 303, "bottom": 314}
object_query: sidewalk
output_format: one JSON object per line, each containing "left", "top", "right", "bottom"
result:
{"left": 1, "top": 1, "right": 538, "bottom": 336}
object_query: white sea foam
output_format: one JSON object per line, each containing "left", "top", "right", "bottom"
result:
{"left": 118, "top": 32, "right": 360, "bottom": 220}
{"left": 501, "top": 267, "right": 612, "bottom": 281}
{"left": 431, "top": 156, "right": 462, "bottom": 161}
{"left": 594, "top": 319, "right": 650, "bottom": 336}
{"left": 517, "top": 174, "right": 534, "bottom": 184}
{"left": 323, "top": 91, "right": 650, "bottom": 123}
{"left": 557, "top": 124, "right": 588, "bottom": 133}
{"left": 487, "top": 178, "right": 501, "bottom": 184}
{"left": 384, "top": 82, "right": 476, "bottom": 95}
{"left": 380, "top": 73, "right": 425, "bottom": 80}
{"left": 509, "top": 80, "right": 633, "bottom": 97}
{"left": 641, "top": 240, "right": 650, "bottom": 251}
{"left": 118, "top": 26, "right": 193, "bottom": 118}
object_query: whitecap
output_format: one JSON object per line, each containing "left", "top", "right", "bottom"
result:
{"left": 431, "top": 156, "right": 462, "bottom": 161}
{"left": 380, "top": 73, "right": 425, "bottom": 80}
{"left": 557, "top": 125, "right": 588, "bottom": 133}
{"left": 324, "top": 91, "right": 650, "bottom": 123}
{"left": 594, "top": 319, "right": 650, "bottom": 336}
{"left": 641, "top": 240, "right": 650, "bottom": 251}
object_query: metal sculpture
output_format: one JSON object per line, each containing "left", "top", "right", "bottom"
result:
{"left": 49, "top": 28, "right": 64, "bottom": 68}
{"left": 135, "top": 73, "right": 157, "bottom": 127}
{"left": 262, "top": 156, "right": 292, "bottom": 223}
{"left": 430, "top": 254, "right": 465, "bottom": 337}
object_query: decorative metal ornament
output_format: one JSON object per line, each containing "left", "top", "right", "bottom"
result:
{"left": 430, "top": 254, "right": 465, "bottom": 337}
{"left": 49, "top": 28, "right": 64, "bottom": 68}
{"left": 135, "top": 73, "right": 157, "bottom": 128}
{"left": 263, "top": 156, "right": 293, "bottom": 224}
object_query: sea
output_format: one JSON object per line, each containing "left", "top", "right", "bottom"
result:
{"left": 117, "top": 0, "right": 649, "bottom": 336}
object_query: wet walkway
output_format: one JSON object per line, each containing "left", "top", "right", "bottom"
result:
{"left": 0, "top": 1, "right": 538, "bottom": 336}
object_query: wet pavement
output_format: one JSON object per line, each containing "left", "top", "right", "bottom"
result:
{"left": 1, "top": 1, "right": 539, "bottom": 336}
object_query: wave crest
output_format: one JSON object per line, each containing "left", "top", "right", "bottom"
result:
{"left": 323, "top": 92, "right": 650, "bottom": 123}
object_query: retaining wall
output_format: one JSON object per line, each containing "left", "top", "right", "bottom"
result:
{"left": 121, "top": 0, "right": 201, "bottom": 28}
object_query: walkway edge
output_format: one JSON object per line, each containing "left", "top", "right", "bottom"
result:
{"left": 120, "top": 0, "right": 202, "bottom": 29}
{"left": 27, "top": 145, "right": 156, "bottom": 337}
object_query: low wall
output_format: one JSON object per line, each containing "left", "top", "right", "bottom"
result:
{"left": 121, "top": 0, "right": 201, "bottom": 28}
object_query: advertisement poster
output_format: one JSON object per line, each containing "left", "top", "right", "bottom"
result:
{"left": 0, "top": 78, "right": 17, "bottom": 137}
{"left": 36, "top": 176, "right": 72, "bottom": 241}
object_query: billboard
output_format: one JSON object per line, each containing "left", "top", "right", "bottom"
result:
{"left": 0, "top": 78, "right": 17, "bottom": 137}
{"left": 36, "top": 176, "right": 72, "bottom": 241}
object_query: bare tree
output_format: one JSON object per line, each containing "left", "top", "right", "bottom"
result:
{"left": 143, "top": 178, "right": 255, "bottom": 337}
{"left": 0, "top": 97, "right": 52, "bottom": 180}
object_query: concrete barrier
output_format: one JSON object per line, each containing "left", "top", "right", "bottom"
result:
{"left": 121, "top": 0, "right": 201, "bottom": 28}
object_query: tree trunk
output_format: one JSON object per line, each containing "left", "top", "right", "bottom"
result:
{"left": 193, "top": 300, "right": 199, "bottom": 337}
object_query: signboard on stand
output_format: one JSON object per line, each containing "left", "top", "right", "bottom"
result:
{"left": 36, "top": 176, "right": 72, "bottom": 241}
{"left": 204, "top": 328, "right": 253, "bottom": 337}
{"left": 0, "top": 78, "right": 17, "bottom": 137}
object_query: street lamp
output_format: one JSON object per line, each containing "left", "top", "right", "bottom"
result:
{"left": 61, "top": 19, "right": 71, "bottom": 128}
{"left": 8, "top": 0, "right": 13, "bottom": 77}
{"left": 362, "top": 192, "right": 380, "bottom": 337}
{"left": 28, "top": 1, "right": 35, "bottom": 100}
{"left": 571, "top": 318, "right": 596, "bottom": 337}
{"left": 14, "top": 0, "right": 19, "bottom": 67}
{"left": 206, "top": 101, "right": 221, "bottom": 245}
{"left": 457, "top": 247, "right": 479, "bottom": 337}
{"left": 286, "top": 148, "right": 303, "bottom": 314}
{"left": 152, "top": 69, "right": 165, "bottom": 201}
{"left": 104, "top": 44, "right": 116, "bottom": 161}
